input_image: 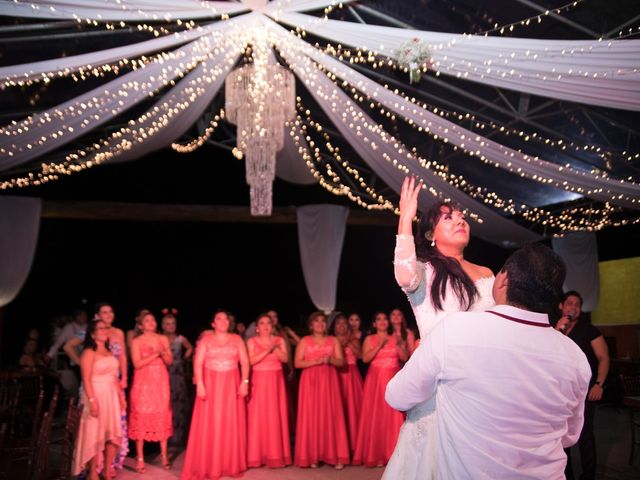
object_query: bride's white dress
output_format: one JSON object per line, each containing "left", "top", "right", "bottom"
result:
{"left": 382, "top": 234, "right": 495, "bottom": 480}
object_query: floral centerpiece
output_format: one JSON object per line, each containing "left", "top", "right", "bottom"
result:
{"left": 393, "top": 37, "right": 433, "bottom": 83}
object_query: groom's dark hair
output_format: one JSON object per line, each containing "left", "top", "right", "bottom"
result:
{"left": 501, "top": 243, "right": 566, "bottom": 315}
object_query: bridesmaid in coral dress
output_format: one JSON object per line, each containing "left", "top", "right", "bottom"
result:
{"left": 246, "top": 313, "right": 291, "bottom": 468}
{"left": 353, "top": 312, "right": 407, "bottom": 467}
{"left": 73, "top": 320, "right": 124, "bottom": 479}
{"left": 332, "top": 313, "right": 363, "bottom": 454}
{"left": 181, "top": 310, "right": 250, "bottom": 480}
{"left": 294, "top": 311, "right": 350, "bottom": 470}
{"left": 128, "top": 311, "right": 173, "bottom": 473}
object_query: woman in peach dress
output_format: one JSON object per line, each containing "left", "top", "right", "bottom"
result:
{"left": 246, "top": 313, "right": 291, "bottom": 468}
{"left": 73, "top": 320, "right": 124, "bottom": 479}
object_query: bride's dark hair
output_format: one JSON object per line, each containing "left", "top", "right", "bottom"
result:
{"left": 415, "top": 201, "right": 478, "bottom": 312}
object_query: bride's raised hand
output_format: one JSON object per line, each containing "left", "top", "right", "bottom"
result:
{"left": 398, "top": 176, "right": 423, "bottom": 233}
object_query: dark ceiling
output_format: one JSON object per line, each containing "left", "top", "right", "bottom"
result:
{"left": 0, "top": 0, "right": 639, "bottom": 236}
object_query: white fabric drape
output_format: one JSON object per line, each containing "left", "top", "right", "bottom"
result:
{"left": 297, "top": 204, "right": 349, "bottom": 314}
{"left": 276, "top": 132, "right": 317, "bottom": 185}
{"left": 0, "top": 16, "right": 248, "bottom": 171}
{"left": 552, "top": 232, "right": 600, "bottom": 312}
{"left": 0, "top": 0, "right": 247, "bottom": 21}
{"left": 275, "top": 23, "right": 540, "bottom": 246}
{"left": 276, "top": 12, "right": 640, "bottom": 111}
{"left": 0, "top": 196, "right": 41, "bottom": 307}
{"left": 275, "top": 27, "right": 640, "bottom": 209}
{"left": 0, "top": 26, "right": 213, "bottom": 84}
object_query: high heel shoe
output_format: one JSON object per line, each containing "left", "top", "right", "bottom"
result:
{"left": 161, "top": 455, "right": 171, "bottom": 470}
{"left": 135, "top": 458, "right": 145, "bottom": 473}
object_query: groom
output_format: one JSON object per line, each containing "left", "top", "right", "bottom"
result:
{"left": 386, "top": 243, "right": 591, "bottom": 479}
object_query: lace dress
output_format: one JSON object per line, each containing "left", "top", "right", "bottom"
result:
{"left": 128, "top": 343, "right": 173, "bottom": 441}
{"left": 382, "top": 234, "right": 495, "bottom": 480}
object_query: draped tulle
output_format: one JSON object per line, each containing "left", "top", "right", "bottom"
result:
{"left": 180, "top": 367, "right": 247, "bottom": 479}
{"left": 247, "top": 368, "right": 291, "bottom": 468}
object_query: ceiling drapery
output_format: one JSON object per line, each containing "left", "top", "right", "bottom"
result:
{"left": 1, "top": 0, "right": 639, "bottom": 245}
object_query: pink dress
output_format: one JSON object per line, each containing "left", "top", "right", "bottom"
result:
{"left": 181, "top": 339, "right": 247, "bottom": 479}
{"left": 128, "top": 343, "right": 173, "bottom": 441}
{"left": 337, "top": 342, "right": 363, "bottom": 453}
{"left": 294, "top": 336, "right": 350, "bottom": 467}
{"left": 353, "top": 335, "right": 405, "bottom": 466}
{"left": 73, "top": 355, "right": 122, "bottom": 475}
{"left": 247, "top": 336, "right": 291, "bottom": 468}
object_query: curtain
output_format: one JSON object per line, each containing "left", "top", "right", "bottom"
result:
{"left": 276, "top": 133, "right": 317, "bottom": 185}
{"left": 297, "top": 204, "right": 349, "bottom": 313}
{"left": 551, "top": 232, "right": 600, "bottom": 312}
{"left": 0, "top": 196, "right": 41, "bottom": 307}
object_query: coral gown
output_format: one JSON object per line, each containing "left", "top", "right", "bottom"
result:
{"left": 181, "top": 340, "right": 247, "bottom": 479}
{"left": 352, "top": 335, "right": 405, "bottom": 467}
{"left": 128, "top": 343, "right": 173, "bottom": 441}
{"left": 294, "top": 336, "right": 350, "bottom": 467}
{"left": 337, "top": 342, "right": 363, "bottom": 453}
{"left": 247, "top": 336, "right": 291, "bottom": 468}
{"left": 73, "top": 355, "right": 122, "bottom": 475}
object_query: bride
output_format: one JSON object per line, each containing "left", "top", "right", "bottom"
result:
{"left": 383, "top": 177, "right": 495, "bottom": 479}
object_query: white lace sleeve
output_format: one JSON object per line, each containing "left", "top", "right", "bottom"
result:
{"left": 393, "top": 234, "right": 424, "bottom": 293}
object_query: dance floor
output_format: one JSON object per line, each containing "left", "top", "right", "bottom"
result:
{"left": 118, "top": 453, "right": 383, "bottom": 480}
{"left": 116, "top": 404, "right": 638, "bottom": 480}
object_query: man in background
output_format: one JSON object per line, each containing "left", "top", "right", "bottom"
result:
{"left": 556, "top": 291, "right": 610, "bottom": 480}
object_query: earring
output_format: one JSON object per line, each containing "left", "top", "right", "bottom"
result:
{"left": 431, "top": 240, "right": 435, "bottom": 247}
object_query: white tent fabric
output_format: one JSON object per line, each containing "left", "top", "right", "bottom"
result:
{"left": 276, "top": 133, "right": 317, "bottom": 185}
{"left": 0, "top": 0, "right": 247, "bottom": 21}
{"left": 276, "top": 25, "right": 540, "bottom": 246}
{"left": 0, "top": 25, "right": 215, "bottom": 84}
{"left": 297, "top": 204, "right": 349, "bottom": 313}
{"left": 0, "top": 196, "right": 41, "bottom": 307}
{"left": 0, "top": 16, "right": 248, "bottom": 171}
{"left": 276, "top": 12, "right": 640, "bottom": 111}
{"left": 552, "top": 232, "right": 600, "bottom": 312}
{"left": 276, "top": 28, "right": 640, "bottom": 209}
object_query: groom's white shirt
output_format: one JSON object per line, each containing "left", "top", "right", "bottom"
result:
{"left": 386, "top": 304, "right": 591, "bottom": 480}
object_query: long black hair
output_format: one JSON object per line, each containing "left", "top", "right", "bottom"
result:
{"left": 82, "top": 319, "right": 110, "bottom": 352}
{"left": 415, "top": 201, "right": 478, "bottom": 312}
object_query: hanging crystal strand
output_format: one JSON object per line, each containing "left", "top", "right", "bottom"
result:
{"left": 225, "top": 27, "right": 295, "bottom": 216}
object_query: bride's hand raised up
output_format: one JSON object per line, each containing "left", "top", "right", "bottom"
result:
{"left": 398, "top": 176, "right": 423, "bottom": 235}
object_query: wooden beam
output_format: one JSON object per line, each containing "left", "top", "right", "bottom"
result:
{"left": 41, "top": 200, "right": 398, "bottom": 226}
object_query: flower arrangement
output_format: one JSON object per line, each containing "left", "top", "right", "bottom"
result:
{"left": 393, "top": 37, "right": 433, "bottom": 83}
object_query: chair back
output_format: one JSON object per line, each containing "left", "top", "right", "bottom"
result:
{"left": 620, "top": 374, "right": 640, "bottom": 397}
{"left": 57, "top": 398, "right": 83, "bottom": 480}
{"left": 0, "top": 381, "right": 21, "bottom": 437}
{"left": 28, "top": 385, "right": 58, "bottom": 480}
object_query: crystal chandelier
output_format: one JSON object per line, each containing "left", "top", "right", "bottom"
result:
{"left": 225, "top": 48, "right": 295, "bottom": 215}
